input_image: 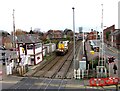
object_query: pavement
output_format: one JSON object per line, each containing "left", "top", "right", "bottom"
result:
{"left": 105, "top": 44, "right": 119, "bottom": 78}
{"left": 85, "top": 40, "right": 99, "bottom": 61}
{"left": 85, "top": 40, "right": 120, "bottom": 78}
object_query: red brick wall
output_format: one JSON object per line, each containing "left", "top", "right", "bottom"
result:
{"left": 103, "top": 25, "right": 115, "bottom": 45}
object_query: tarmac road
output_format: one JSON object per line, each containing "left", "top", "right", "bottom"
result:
{"left": 1, "top": 77, "right": 120, "bottom": 91}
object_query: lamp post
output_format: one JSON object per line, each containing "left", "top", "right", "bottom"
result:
{"left": 101, "top": 4, "right": 104, "bottom": 66}
{"left": 83, "top": 31, "right": 84, "bottom": 55}
{"left": 72, "top": 7, "right": 76, "bottom": 78}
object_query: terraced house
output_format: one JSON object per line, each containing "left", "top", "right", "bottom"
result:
{"left": 103, "top": 25, "right": 120, "bottom": 50}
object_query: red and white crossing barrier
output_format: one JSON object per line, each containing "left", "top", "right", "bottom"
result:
{"left": 89, "top": 77, "right": 119, "bottom": 86}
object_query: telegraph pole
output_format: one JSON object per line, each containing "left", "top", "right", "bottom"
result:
{"left": 72, "top": 7, "right": 76, "bottom": 78}
{"left": 12, "top": 9, "right": 16, "bottom": 49}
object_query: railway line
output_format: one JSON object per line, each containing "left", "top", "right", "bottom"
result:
{"left": 29, "top": 40, "right": 82, "bottom": 79}
{"left": 65, "top": 40, "right": 81, "bottom": 79}
{"left": 54, "top": 40, "right": 81, "bottom": 79}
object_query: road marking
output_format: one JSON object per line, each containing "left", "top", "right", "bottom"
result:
{"left": 65, "top": 84, "right": 85, "bottom": 88}
{"left": 103, "top": 84, "right": 120, "bottom": 88}
{"left": 35, "top": 83, "right": 100, "bottom": 89}
{"left": 86, "top": 84, "right": 120, "bottom": 89}
{"left": 108, "top": 47, "right": 117, "bottom": 53}
{"left": 35, "top": 82, "right": 60, "bottom": 87}
{"left": 0, "top": 80, "right": 19, "bottom": 84}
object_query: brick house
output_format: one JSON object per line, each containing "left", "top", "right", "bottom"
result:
{"left": 103, "top": 25, "right": 120, "bottom": 50}
{"left": 47, "top": 30, "right": 63, "bottom": 39}
{"left": 103, "top": 25, "right": 115, "bottom": 46}
{"left": 2, "top": 35, "right": 15, "bottom": 49}
{"left": 111, "top": 29, "right": 120, "bottom": 50}
{"left": 87, "top": 31, "right": 98, "bottom": 40}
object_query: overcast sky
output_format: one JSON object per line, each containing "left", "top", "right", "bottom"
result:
{"left": 0, "top": 0, "right": 119, "bottom": 33}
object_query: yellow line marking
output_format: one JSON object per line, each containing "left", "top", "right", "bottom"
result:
{"left": 34, "top": 83, "right": 59, "bottom": 87}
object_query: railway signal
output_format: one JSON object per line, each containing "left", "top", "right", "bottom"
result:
{"left": 108, "top": 56, "right": 115, "bottom": 63}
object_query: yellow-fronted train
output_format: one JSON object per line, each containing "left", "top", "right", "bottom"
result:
{"left": 56, "top": 40, "right": 69, "bottom": 56}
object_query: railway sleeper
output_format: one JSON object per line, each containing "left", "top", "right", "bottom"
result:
{"left": 33, "top": 71, "right": 45, "bottom": 77}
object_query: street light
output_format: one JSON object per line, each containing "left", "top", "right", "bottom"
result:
{"left": 72, "top": 7, "right": 76, "bottom": 78}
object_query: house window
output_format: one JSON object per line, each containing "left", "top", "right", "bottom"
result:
{"left": 35, "top": 43, "right": 42, "bottom": 49}
{"left": 27, "top": 44, "right": 33, "bottom": 49}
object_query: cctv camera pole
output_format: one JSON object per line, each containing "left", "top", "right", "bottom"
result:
{"left": 72, "top": 7, "right": 76, "bottom": 78}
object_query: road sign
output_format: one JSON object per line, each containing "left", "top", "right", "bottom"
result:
{"left": 79, "top": 61, "right": 86, "bottom": 70}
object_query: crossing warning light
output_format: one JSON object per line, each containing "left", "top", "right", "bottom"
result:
{"left": 108, "top": 56, "right": 115, "bottom": 63}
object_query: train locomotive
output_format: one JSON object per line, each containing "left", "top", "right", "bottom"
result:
{"left": 56, "top": 40, "right": 69, "bottom": 56}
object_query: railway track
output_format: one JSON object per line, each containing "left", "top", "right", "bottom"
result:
{"left": 31, "top": 42, "right": 73, "bottom": 77}
{"left": 54, "top": 40, "right": 81, "bottom": 79}
{"left": 66, "top": 40, "right": 82, "bottom": 79}
{"left": 31, "top": 40, "right": 82, "bottom": 79}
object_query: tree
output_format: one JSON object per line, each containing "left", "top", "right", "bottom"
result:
{"left": 64, "top": 28, "right": 73, "bottom": 39}
{"left": 64, "top": 28, "right": 72, "bottom": 35}
{"left": 29, "top": 30, "right": 34, "bottom": 34}
{"left": 11, "top": 29, "right": 27, "bottom": 36}
{"left": 33, "top": 28, "right": 43, "bottom": 36}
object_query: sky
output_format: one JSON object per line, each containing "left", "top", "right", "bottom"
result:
{"left": 0, "top": 0, "right": 119, "bottom": 33}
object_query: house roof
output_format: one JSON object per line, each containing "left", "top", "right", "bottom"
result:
{"left": 17, "top": 34, "right": 41, "bottom": 43}
{"left": 8, "top": 34, "right": 41, "bottom": 44}
{"left": 110, "top": 29, "right": 120, "bottom": 36}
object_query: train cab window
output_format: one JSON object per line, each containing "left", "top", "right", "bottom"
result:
{"left": 60, "top": 41, "right": 63, "bottom": 44}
